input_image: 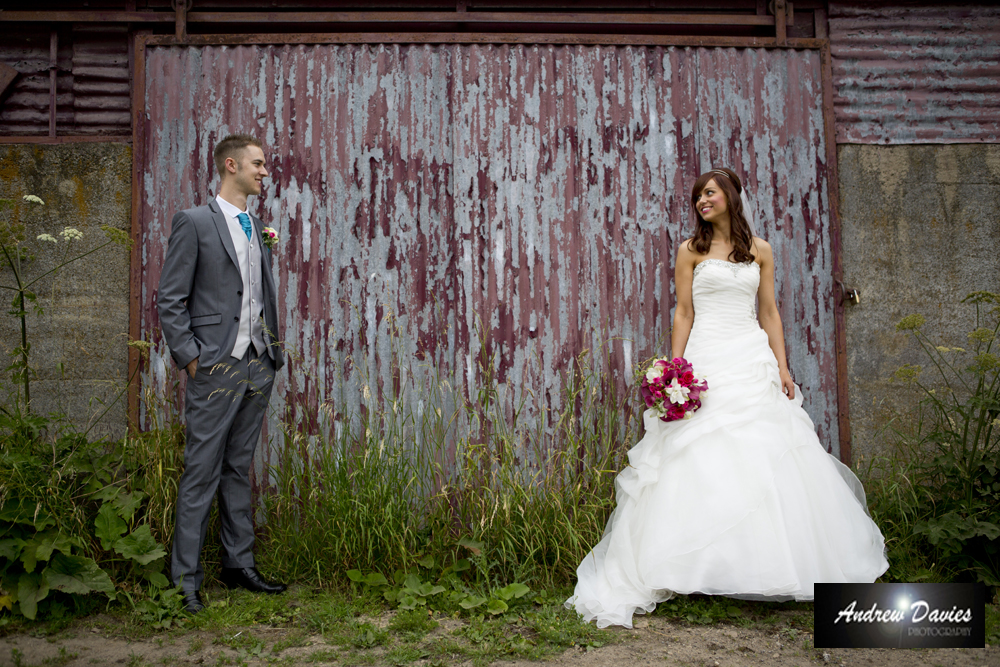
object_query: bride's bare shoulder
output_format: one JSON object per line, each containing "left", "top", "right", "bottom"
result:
{"left": 678, "top": 239, "right": 699, "bottom": 258}
{"left": 751, "top": 237, "right": 773, "bottom": 260}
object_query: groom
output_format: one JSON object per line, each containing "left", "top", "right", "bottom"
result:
{"left": 157, "top": 133, "right": 287, "bottom": 613}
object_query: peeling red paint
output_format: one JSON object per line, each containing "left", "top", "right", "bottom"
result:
{"left": 139, "top": 43, "right": 841, "bottom": 457}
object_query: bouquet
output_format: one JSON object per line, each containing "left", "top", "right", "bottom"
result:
{"left": 640, "top": 357, "right": 708, "bottom": 422}
{"left": 262, "top": 226, "right": 279, "bottom": 249}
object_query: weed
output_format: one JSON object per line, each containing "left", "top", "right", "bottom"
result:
{"left": 304, "top": 648, "right": 339, "bottom": 662}
{"left": 388, "top": 609, "right": 439, "bottom": 639}
{"left": 41, "top": 647, "right": 77, "bottom": 666}
{"left": 384, "top": 644, "right": 430, "bottom": 666}
{"left": 349, "top": 622, "right": 388, "bottom": 649}
{"left": 271, "top": 629, "right": 309, "bottom": 653}
{"left": 186, "top": 637, "right": 204, "bottom": 655}
{"left": 886, "top": 293, "right": 1000, "bottom": 586}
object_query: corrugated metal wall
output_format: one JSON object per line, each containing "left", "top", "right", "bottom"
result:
{"left": 830, "top": 3, "right": 1000, "bottom": 144}
{"left": 0, "top": 25, "right": 130, "bottom": 136}
{"left": 139, "top": 43, "right": 840, "bottom": 456}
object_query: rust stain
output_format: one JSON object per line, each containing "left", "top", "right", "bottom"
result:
{"left": 139, "top": 43, "right": 840, "bottom": 458}
{"left": 830, "top": 3, "right": 1000, "bottom": 144}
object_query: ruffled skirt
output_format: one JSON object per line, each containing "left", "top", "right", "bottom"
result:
{"left": 565, "top": 323, "right": 888, "bottom": 628}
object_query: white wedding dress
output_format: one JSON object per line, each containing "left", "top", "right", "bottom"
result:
{"left": 566, "top": 259, "right": 888, "bottom": 628}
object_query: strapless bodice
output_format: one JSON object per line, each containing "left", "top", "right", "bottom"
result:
{"left": 690, "top": 259, "right": 760, "bottom": 333}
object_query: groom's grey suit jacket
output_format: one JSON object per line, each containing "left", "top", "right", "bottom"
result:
{"left": 157, "top": 199, "right": 284, "bottom": 371}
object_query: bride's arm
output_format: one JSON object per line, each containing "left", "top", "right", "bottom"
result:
{"left": 755, "top": 240, "right": 795, "bottom": 399}
{"left": 670, "top": 241, "right": 697, "bottom": 359}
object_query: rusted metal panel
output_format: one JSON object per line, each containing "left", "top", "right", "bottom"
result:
{"left": 830, "top": 3, "right": 1000, "bottom": 144}
{"left": 0, "top": 25, "right": 130, "bottom": 136}
{"left": 70, "top": 25, "right": 131, "bottom": 133}
{"left": 138, "top": 43, "right": 840, "bottom": 458}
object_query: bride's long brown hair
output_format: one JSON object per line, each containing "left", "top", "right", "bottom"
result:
{"left": 690, "top": 167, "right": 755, "bottom": 264}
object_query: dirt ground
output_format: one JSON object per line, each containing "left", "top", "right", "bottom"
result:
{"left": 2, "top": 614, "right": 996, "bottom": 667}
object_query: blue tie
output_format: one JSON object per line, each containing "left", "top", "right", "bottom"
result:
{"left": 237, "top": 212, "right": 252, "bottom": 241}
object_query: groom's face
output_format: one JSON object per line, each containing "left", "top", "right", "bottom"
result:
{"left": 230, "top": 145, "right": 268, "bottom": 197}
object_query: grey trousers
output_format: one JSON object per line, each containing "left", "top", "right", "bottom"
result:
{"left": 171, "top": 346, "right": 275, "bottom": 592}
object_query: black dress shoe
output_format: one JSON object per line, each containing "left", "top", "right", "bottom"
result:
{"left": 182, "top": 590, "right": 204, "bottom": 613}
{"left": 219, "top": 567, "right": 287, "bottom": 594}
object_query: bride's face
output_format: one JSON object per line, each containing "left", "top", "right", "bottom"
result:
{"left": 695, "top": 179, "right": 729, "bottom": 224}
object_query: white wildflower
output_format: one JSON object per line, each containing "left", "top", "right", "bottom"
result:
{"left": 60, "top": 227, "right": 83, "bottom": 241}
{"left": 665, "top": 378, "right": 691, "bottom": 405}
{"left": 36, "top": 233, "right": 57, "bottom": 243}
{"left": 22, "top": 195, "right": 44, "bottom": 205}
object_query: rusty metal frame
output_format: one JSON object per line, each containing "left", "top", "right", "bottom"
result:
{"left": 138, "top": 33, "right": 822, "bottom": 48}
{"left": 0, "top": 136, "right": 131, "bottom": 144}
{"left": 127, "top": 28, "right": 851, "bottom": 462}
{"left": 2, "top": 10, "right": 785, "bottom": 27}
{"left": 127, "top": 30, "right": 149, "bottom": 430}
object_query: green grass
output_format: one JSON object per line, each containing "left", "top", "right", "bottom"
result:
{"left": 252, "top": 337, "right": 638, "bottom": 594}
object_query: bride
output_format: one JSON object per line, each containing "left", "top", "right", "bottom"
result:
{"left": 565, "top": 168, "right": 888, "bottom": 629}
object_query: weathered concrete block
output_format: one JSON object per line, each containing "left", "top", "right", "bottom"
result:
{"left": 839, "top": 144, "right": 1000, "bottom": 461}
{"left": 0, "top": 142, "right": 131, "bottom": 438}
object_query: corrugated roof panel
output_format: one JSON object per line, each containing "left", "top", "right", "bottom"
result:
{"left": 0, "top": 25, "right": 130, "bottom": 136}
{"left": 830, "top": 3, "right": 1000, "bottom": 144}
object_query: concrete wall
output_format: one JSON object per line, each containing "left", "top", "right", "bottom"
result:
{"left": 839, "top": 144, "right": 1000, "bottom": 461}
{"left": 0, "top": 142, "right": 131, "bottom": 439}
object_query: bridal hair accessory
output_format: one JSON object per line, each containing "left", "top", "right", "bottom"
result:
{"left": 709, "top": 169, "right": 756, "bottom": 235}
{"left": 640, "top": 357, "right": 709, "bottom": 422}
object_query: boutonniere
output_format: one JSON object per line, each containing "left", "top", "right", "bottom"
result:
{"left": 262, "top": 227, "right": 279, "bottom": 249}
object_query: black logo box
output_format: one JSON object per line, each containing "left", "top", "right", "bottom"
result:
{"left": 814, "top": 583, "right": 985, "bottom": 649}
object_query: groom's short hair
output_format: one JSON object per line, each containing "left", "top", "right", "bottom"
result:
{"left": 214, "top": 134, "right": 262, "bottom": 177}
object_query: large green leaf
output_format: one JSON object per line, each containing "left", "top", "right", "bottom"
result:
{"left": 16, "top": 571, "right": 49, "bottom": 620}
{"left": 91, "top": 486, "right": 121, "bottom": 503}
{"left": 417, "top": 582, "right": 446, "bottom": 597}
{"left": 364, "top": 573, "right": 388, "bottom": 587}
{"left": 94, "top": 504, "right": 127, "bottom": 550}
{"left": 486, "top": 599, "right": 508, "bottom": 615}
{"left": 402, "top": 573, "right": 423, "bottom": 592}
{"left": 145, "top": 572, "right": 170, "bottom": 589}
{"left": 974, "top": 521, "right": 1000, "bottom": 540}
{"left": 114, "top": 525, "right": 167, "bottom": 565}
{"left": 0, "top": 538, "right": 25, "bottom": 562}
{"left": 112, "top": 491, "right": 145, "bottom": 523}
{"left": 458, "top": 537, "right": 483, "bottom": 556}
{"left": 459, "top": 595, "right": 487, "bottom": 609}
{"left": 44, "top": 553, "right": 115, "bottom": 598}
{"left": 20, "top": 531, "right": 73, "bottom": 572}
{"left": 0, "top": 499, "right": 55, "bottom": 530}
{"left": 496, "top": 583, "right": 530, "bottom": 600}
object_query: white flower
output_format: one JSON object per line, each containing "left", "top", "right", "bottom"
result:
{"left": 60, "top": 227, "right": 83, "bottom": 241}
{"left": 22, "top": 195, "right": 45, "bottom": 205}
{"left": 665, "top": 378, "right": 691, "bottom": 404}
{"left": 36, "top": 233, "right": 57, "bottom": 243}
{"left": 645, "top": 367, "right": 661, "bottom": 382}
